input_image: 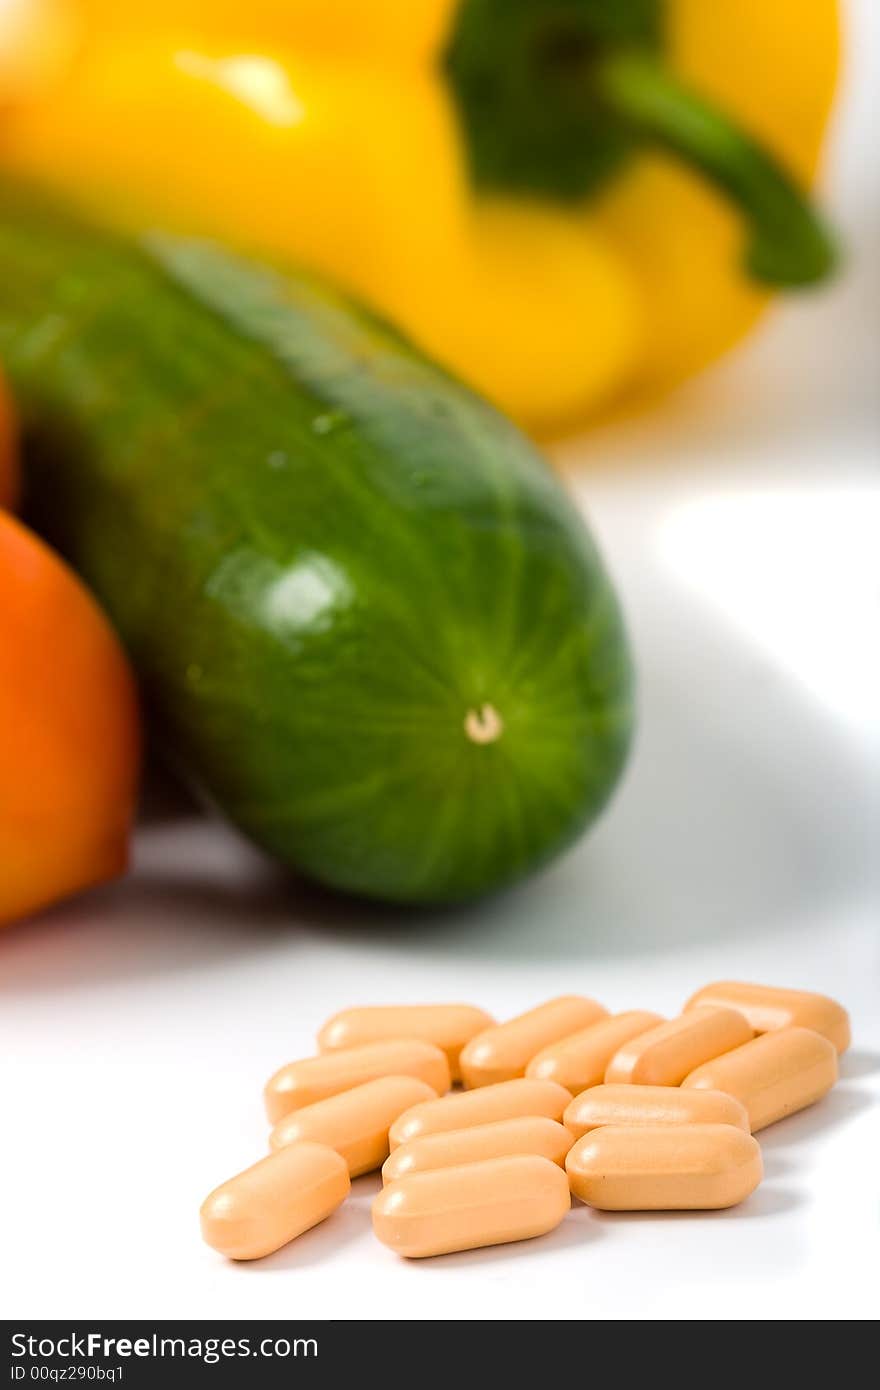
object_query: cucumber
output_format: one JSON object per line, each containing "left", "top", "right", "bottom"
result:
{"left": 0, "top": 185, "right": 634, "bottom": 905}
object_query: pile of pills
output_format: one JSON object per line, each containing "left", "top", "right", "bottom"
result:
{"left": 200, "top": 981, "right": 850, "bottom": 1261}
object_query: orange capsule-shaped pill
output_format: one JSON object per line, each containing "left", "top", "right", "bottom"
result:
{"left": 459, "top": 996, "right": 608, "bottom": 1089}
{"left": 373, "top": 1154, "right": 570, "bottom": 1257}
{"left": 389, "top": 1077, "right": 571, "bottom": 1149}
{"left": 682, "top": 1026, "right": 838, "bottom": 1131}
{"left": 527, "top": 1011, "right": 664, "bottom": 1094}
{"left": 566, "top": 1124, "right": 763, "bottom": 1210}
{"left": 563, "top": 1084, "right": 750, "bottom": 1139}
{"left": 270, "top": 1075, "right": 438, "bottom": 1176}
{"left": 317, "top": 1004, "right": 495, "bottom": 1081}
{"left": 382, "top": 1116, "right": 573, "bottom": 1184}
{"left": 200, "top": 1141, "right": 350, "bottom": 1260}
{"left": 264, "top": 1039, "right": 450, "bottom": 1123}
{"left": 685, "top": 981, "right": 850, "bottom": 1054}
{"left": 605, "top": 1007, "right": 754, "bottom": 1086}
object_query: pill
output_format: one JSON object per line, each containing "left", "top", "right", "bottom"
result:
{"left": 605, "top": 1007, "right": 754, "bottom": 1086}
{"left": 389, "top": 1077, "right": 572, "bottom": 1149}
{"left": 685, "top": 980, "right": 851, "bottom": 1054}
{"left": 317, "top": 1004, "right": 495, "bottom": 1081}
{"left": 373, "top": 1154, "right": 570, "bottom": 1257}
{"left": 269, "top": 1075, "right": 438, "bottom": 1176}
{"left": 526, "top": 1010, "right": 664, "bottom": 1094}
{"left": 382, "top": 1116, "right": 574, "bottom": 1184}
{"left": 682, "top": 1026, "right": 838, "bottom": 1131}
{"left": 264, "top": 1039, "right": 450, "bottom": 1123}
{"left": 200, "top": 1141, "right": 350, "bottom": 1260}
{"left": 459, "top": 995, "right": 608, "bottom": 1089}
{"left": 566, "top": 1124, "right": 762, "bottom": 1210}
{"left": 563, "top": 1083, "right": 750, "bottom": 1138}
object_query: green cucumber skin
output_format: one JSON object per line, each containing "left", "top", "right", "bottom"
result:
{"left": 0, "top": 187, "right": 635, "bottom": 905}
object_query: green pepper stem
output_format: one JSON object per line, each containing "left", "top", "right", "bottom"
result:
{"left": 595, "top": 49, "right": 837, "bottom": 285}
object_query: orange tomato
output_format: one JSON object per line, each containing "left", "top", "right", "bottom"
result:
{"left": 0, "top": 511, "right": 141, "bottom": 926}
{"left": 0, "top": 375, "right": 20, "bottom": 509}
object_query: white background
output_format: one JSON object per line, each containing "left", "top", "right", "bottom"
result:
{"left": 1, "top": 1, "right": 878, "bottom": 1323}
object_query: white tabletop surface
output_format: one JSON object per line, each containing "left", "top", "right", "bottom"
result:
{"left": 1, "top": 1, "right": 878, "bottom": 1324}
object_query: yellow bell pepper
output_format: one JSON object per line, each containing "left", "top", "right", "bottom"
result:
{"left": 0, "top": 0, "right": 839, "bottom": 435}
